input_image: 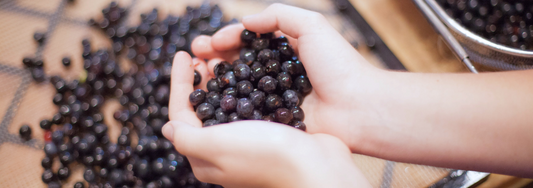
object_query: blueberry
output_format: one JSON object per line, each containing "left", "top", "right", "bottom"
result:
{"left": 236, "top": 98, "right": 254, "bottom": 118}
{"left": 215, "top": 108, "right": 228, "bottom": 123}
{"left": 250, "top": 62, "right": 266, "bottom": 81}
{"left": 228, "top": 112, "right": 241, "bottom": 122}
{"left": 293, "top": 75, "right": 312, "bottom": 94}
{"left": 217, "top": 71, "right": 237, "bottom": 89}
{"left": 62, "top": 57, "right": 71, "bottom": 67}
{"left": 291, "top": 106, "right": 305, "bottom": 121}
{"left": 19, "top": 124, "right": 32, "bottom": 140}
{"left": 257, "top": 49, "right": 275, "bottom": 63}
{"left": 40, "top": 119, "right": 52, "bottom": 130}
{"left": 84, "top": 168, "right": 96, "bottom": 183}
{"left": 282, "top": 90, "right": 300, "bottom": 108}
{"left": 59, "top": 151, "right": 74, "bottom": 165}
{"left": 44, "top": 142, "right": 58, "bottom": 157}
{"left": 278, "top": 42, "right": 294, "bottom": 59}
{"left": 251, "top": 110, "right": 263, "bottom": 120}
{"left": 57, "top": 166, "right": 70, "bottom": 180}
{"left": 206, "top": 78, "right": 221, "bottom": 92}
{"left": 233, "top": 63, "right": 251, "bottom": 80}
{"left": 275, "top": 108, "right": 293, "bottom": 124}
{"left": 214, "top": 61, "right": 233, "bottom": 77}
{"left": 74, "top": 182, "right": 85, "bottom": 188}
{"left": 42, "top": 156, "right": 53, "bottom": 169}
{"left": 292, "top": 121, "right": 307, "bottom": 131}
{"left": 189, "top": 89, "right": 206, "bottom": 107}
{"left": 265, "top": 60, "right": 281, "bottom": 76}
{"left": 236, "top": 80, "right": 254, "bottom": 97}
{"left": 251, "top": 38, "right": 269, "bottom": 51}
{"left": 220, "top": 95, "right": 237, "bottom": 112}
{"left": 277, "top": 72, "right": 293, "bottom": 91}
{"left": 51, "top": 130, "right": 64, "bottom": 144}
{"left": 193, "top": 70, "right": 202, "bottom": 86}
{"left": 222, "top": 87, "right": 237, "bottom": 97}
{"left": 240, "top": 29, "right": 257, "bottom": 45}
{"left": 258, "top": 76, "right": 278, "bottom": 94}
{"left": 196, "top": 103, "right": 215, "bottom": 120}
{"left": 249, "top": 90, "right": 266, "bottom": 108}
{"left": 42, "top": 169, "right": 55, "bottom": 183}
{"left": 206, "top": 91, "right": 222, "bottom": 108}
{"left": 265, "top": 94, "right": 283, "bottom": 111}
{"left": 203, "top": 119, "right": 218, "bottom": 127}
{"left": 239, "top": 48, "right": 255, "bottom": 65}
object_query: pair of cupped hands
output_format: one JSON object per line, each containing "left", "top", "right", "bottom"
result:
{"left": 162, "top": 4, "right": 378, "bottom": 188}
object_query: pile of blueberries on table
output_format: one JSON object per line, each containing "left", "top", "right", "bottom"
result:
{"left": 189, "top": 29, "right": 311, "bottom": 130}
{"left": 437, "top": 0, "right": 533, "bottom": 50}
{"left": 20, "top": 2, "right": 235, "bottom": 188}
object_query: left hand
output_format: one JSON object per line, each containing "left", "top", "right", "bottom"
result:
{"left": 162, "top": 52, "right": 371, "bottom": 188}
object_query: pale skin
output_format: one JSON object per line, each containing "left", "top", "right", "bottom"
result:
{"left": 162, "top": 3, "right": 533, "bottom": 187}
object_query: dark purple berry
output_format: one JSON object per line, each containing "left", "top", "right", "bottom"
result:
{"left": 84, "top": 168, "right": 96, "bottom": 183}
{"left": 44, "top": 142, "right": 58, "bottom": 157}
{"left": 240, "top": 48, "right": 255, "bottom": 65}
{"left": 58, "top": 166, "right": 70, "bottom": 180}
{"left": 265, "top": 94, "right": 283, "bottom": 111}
{"left": 293, "top": 75, "right": 312, "bottom": 94}
{"left": 34, "top": 31, "right": 46, "bottom": 44}
{"left": 196, "top": 103, "right": 215, "bottom": 120}
{"left": 292, "top": 121, "right": 307, "bottom": 131}
{"left": 193, "top": 70, "right": 202, "bottom": 86}
{"left": 214, "top": 61, "right": 233, "bottom": 77}
{"left": 234, "top": 63, "right": 251, "bottom": 80}
{"left": 241, "top": 29, "right": 257, "bottom": 45}
{"left": 291, "top": 106, "right": 305, "bottom": 121}
{"left": 277, "top": 72, "right": 293, "bottom": 91}
{"left": 263, "top": 113, "right": 275, "bottom": 122}
{"left": 236, "top": 98, "right": 254, "bottom": 118}
{"left": 257, "top": 49, "right": 275, "bottom": 62}
{"left": 222, "top": 87, "right": 237, "bottom": 97}
{"left": 251, "top": 38, "right": 269, "bottom": 51}
{"left": 250, "top": 62, "right": 266, "bottom": 81}
{"left": 282, "top": 90, "right": 300, "bottom": 108}
{"left": 189, "top": 89, "right": 206, "bottom": 107}
{"left": 42, "top": 156, "right": 53, "bottom": 169}
{"left": 251, "top": 110, "right": 263, "bottom": 120}
{"left": 265, "top": 60, "right": 281, "bottom": 76}
{"left": 203, "top": 119, "right": 218, "bottom": 127}
{"left": 275, "top": 108, "right": 293, "bottom": 124}
{"left": 258, "top": 76, "right": 278, "bottom": 94}
{"left": 62, "top": 57, "right": 71, "bottom": 67}
{"left": 206, "top": 78, "right": 221, "bottom": 92}
{"left": 249, "top": 90, "right": 266, "bottom": 108}
{"left": 228, "top": 112, "right": 241, "bottom": 122}
{"left": 236, "top": 80, "right": 254, "bottom": 97}
{"left": 278, "top": 42, "right": 294, "bottom": 59}
{"left": 206, "top": 91, "right": 222, "bottom": 108}
{"left": 215, "top": 108, "right": 228, "bottom": 123}
{"left": 19, "top": 124, "right": 32, "bottom": 140}
{"left": 217, "top": 71, "right": 237, "bottom": 89}
{"left": 260, "top": 32, "right": 274, "bottom": 39}
{"left": 220, "top": 95, "right": 237, "bottom": 112}
{"left": 42, "top": 169, "right": 55, "bottom": 183}
{"left": 74, "top": 182, "right": 85, "bottom": 188}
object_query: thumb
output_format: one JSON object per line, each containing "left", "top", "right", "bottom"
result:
{"left": 162, "top": 121, "right": 212, "bottom": 159}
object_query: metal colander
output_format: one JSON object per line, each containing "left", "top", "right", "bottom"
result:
{"left": 415, "top": 0, "right": 533, "bottom": 71}
{"left": 0, "top": 0, "right": 452, "bottom": 187}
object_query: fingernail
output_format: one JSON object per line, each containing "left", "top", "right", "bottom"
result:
{"left": 162, "top": 123, "right": 174, "bottom": 142}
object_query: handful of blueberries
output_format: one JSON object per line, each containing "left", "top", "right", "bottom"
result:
{"left": 437, "top": 0, "right": 533, "bottom": 50}
{"left": 189, "top": 29, "right": 311, "bottom": 131}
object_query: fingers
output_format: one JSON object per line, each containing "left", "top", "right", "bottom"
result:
{"left": 242, "top": 3, "right": 336, "bottom": 38}
{"left": 192, "top": 35, "right": 240, "bottom": 61}
{"left": 162, "top": 121, "right": 212, "bottom": 158}
{"left": 211, "top": 24, "right": 245, "bottom": 51}
{"left": 169, "top": 51, "right": 202, "bottom": 126}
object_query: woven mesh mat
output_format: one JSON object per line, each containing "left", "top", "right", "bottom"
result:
{"left": 0, "top": 0, "right": 449, "bottom": 187}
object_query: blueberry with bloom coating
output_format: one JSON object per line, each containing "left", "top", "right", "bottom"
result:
{"left": 196, "top": 103, "right": 215, "bottom": 120}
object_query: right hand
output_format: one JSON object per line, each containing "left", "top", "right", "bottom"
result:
{"left": 190, "top": 3, "right": 389, "bottom": 154}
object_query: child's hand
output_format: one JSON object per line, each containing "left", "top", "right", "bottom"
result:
{"left": 189, "top": 3, "right": 387, "bottom": 154}
{"left": 163, "top": 52, "right": 371, "bottom": 188}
